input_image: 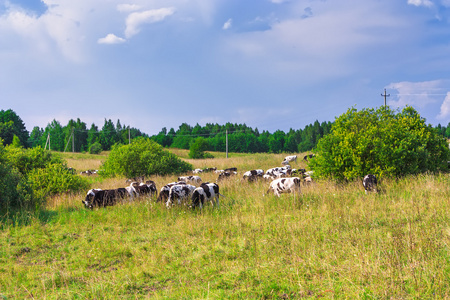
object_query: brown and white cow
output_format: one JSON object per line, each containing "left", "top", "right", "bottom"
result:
{"left": 267, "top": 177, "right": 302, "bottom": 197}
{"left": 192, "top": 182, "right": 220, "bottom": 209}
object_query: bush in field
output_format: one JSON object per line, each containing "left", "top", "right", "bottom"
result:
{"left": 0, "top": 144, "right": 90, "bottom": 211}
{"left": 189, "top": 137, "right": 214, "bottom": 159}
{"left": 89, "top": 142, "right": 102, "bottom": 154}
{"left": 101, "top": 137, "right": 193, "bottom": 178}
{"left": 310, "top": 106, "right": 450, "bottom": 180}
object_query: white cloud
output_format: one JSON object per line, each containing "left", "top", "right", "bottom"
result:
{"left": 407, "top": 0, "right": 434, "bottom": 7}
{"left": 223, "top": 18, "right": 232, "bottom": 30}
{"left": 438, "top": 92, "right": 450, "bottom": 119}
{"left": 117, "top": 4, "right": 141, "bottom": 13}
{"left": 387, "top": 80, "right": 450, "bottom": 109}
{"left": 125, "top": 7, "right": 175, "bottom": 38}
{"left": 98, "top": 33, "right": 126, "bottom": 44}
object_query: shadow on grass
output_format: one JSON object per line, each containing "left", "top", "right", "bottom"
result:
{"left": 0, "top": 208, "right": 59, "bottom": 228}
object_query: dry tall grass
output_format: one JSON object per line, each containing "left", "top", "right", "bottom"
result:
{"left": 4, "top": 150, "right": 448, "bottom": 299}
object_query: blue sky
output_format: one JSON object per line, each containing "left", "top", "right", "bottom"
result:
{"left": 1, "top": 0, "right": 450, "bottom": 135}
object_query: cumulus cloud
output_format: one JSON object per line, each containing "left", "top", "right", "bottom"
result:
{"left": 117, "top": 4, "right": 141, "bottom": 13}
{"left": 386, "top": 80, "right": 449, "bottom": 108}
{"left": 223, "top": 18, "right": 232, "bottom": 30}
{"left": 125, "top": 7, "right": 175, "bottom": 38}
{"left": 438, "top": 92, "right": 450, "bottom": 119}
{"left": 407, "top": 0, "right": 434, "bottom": 7}
{"left": 98, "top": 33, "right": 126, "bottom": 44}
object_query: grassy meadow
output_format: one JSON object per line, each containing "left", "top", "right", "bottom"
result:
{"left": 1, "top": 150, "right": 449, "bottom": 299}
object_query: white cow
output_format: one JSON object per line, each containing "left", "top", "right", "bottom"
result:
{"left": 267, "top": 177, "right": 302, "bottom": 197}
{"left": 178, "top": 175, "right": 202, "bottom": 184}
{"left": 282, "top": 155, "right": 297, "bottom": 165}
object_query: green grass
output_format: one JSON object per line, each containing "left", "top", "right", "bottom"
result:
{"left": 0, "top": 152, "right": 449, "bottom": 299}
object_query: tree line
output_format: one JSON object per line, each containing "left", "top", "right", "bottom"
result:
{"left": 1, "top": 108, "right": 450, "bottom": 154}
{"left": 150, "top": 121, "right": 334, "bottom": 153}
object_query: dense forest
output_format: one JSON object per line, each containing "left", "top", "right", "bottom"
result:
{"left": 1, "top": 109, "right": 450, "bottom": 154}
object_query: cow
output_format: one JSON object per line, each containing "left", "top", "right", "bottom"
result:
{"left": 192, "top": 168, "right": 204, "bottom": 174}
{"left": 265, "top": 166, "right": 291, "bottom": 178}
{"left": 157, "top": 181, "right": 187, "bottom": 202}
{"left": 192, "top": 182, "right": 220, "bottom": 209}
{"left": 282, "top": 155, "right": 297, "bottom": 165}
{"left": 303, "top": 154, "right": 315, "bottom": 162}
{"left": 217, "top": 171, "right": 237, "bottom": 181}
{"left": 178, "top": 175, "right": 202, "bottom": 184}
{"left": 166, "top": 184, "right": 197, "bottom": 207}
{"left": 202, "top": 167, "right": 217, "bottom": 173}
{"left": 130, "top": 180, "right": 157, "bottom": 198}
{"left": 82, "top": 188, "right": 128, "bottom": 209}
{"left": 224, "top": 167, "right": 238, "bottom": 172}
{"left": 243, "top": 169, "right": 264, "bottom": 182}
{"left": 363, "top": 174, "right": 378, "bottom": 194}
{"left": 267, "top": 177, "right": 302, "bottom": 197}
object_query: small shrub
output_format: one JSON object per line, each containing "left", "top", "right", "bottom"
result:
{"left": 189, "top": 137, "right": 213, "bottom": 159}
{"left": 101, "top": 137, "right": 193, "bottom": 178}
{"left": 89, "top": 142, "right": 103, "bottom": 154}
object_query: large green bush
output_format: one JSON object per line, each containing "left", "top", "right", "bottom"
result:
{"left": 0, "top": 144, "right": 89, "bottom": 211}
{"left": 310, "top": 106, "right": 450, "bottom": 180}
{"left": 101, "top": 138, "right": 193, "bottom": 178}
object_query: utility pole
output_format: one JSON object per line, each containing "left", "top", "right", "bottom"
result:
{"left": 72, "top": 128, "right": 75, "bottom": 152}
{"left": 381, "top": 89, "right": 390, "bottom": 110}
{"left": 226, "top": 130, "right": 228, "bottom": 159}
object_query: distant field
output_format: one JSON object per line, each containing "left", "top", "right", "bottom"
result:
{"left": 1, "top": 150, "right": 449, "bottom": 299}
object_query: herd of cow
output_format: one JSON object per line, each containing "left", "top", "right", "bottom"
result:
{"left": 82, "top": 154, "right": 379, "bottom": 209}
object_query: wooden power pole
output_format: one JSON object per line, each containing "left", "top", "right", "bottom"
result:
{"left": 381, "top": 89, "right": 390, "bottom": 110}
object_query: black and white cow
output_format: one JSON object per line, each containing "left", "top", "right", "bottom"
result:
{"left": 178, "top": 175, "right": 202, "bottom": 184}
{"left": 192, "top": 182, "right": 220, "bottom": 209}
{"left": 192, "top": 168, "right": 204, "bottom": 174}
{"left": 362, "top": 174, "right": 378, "bottom": 194}
{"left": 166, "top": 184, "right": 197, "bottom": 207}
{"left": 303, "top": 154, "right": 315, "bottom": 162}
{"left": 265, "top": 166, "right": 291, "bottom": 179}
{"left": 282, "top": 155, "right": 297, "bottom": 165}
{"left": 267, "top": 177, "right": 302, "bottom": 197}
{"left": 82, "top": 188, "right": 128, "bottom": 209}
{"left": 156, "top": 181, "right": 186, "bottom": 202}
{"left": 217, "top": 170, "right": 237, "bottom": 181}
{"left": 130, "top": 180, "right": 157, "bottom": 198}
{"left": 243, "top": 169, "right": 264, "bottom": 182}
{"left": 224, "top": 167, "right": 238, "bottom": 172}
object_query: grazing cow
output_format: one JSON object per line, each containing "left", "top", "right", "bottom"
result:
{"left": 166, "top": 184, "right": 197, "bottom": 207}
{"left": 282, "top": 155, "right": 297, "bottom": 165}
{"left": 243, "top": 169, "right": 264, "bottom": 182}
{"left": 157, "top": 181, "right": 187, "bottom": 202}
{"left": 192, "top": 182, "right": 220, "bottom": 209}
{"left": 267, "top": 177, "right": 302, "bottom": 197}
{"left": 214, "top": 169, "right": 224, "bottom": 174}
{"left": 82, "top": 188, "right": 128, "bottom": 209}
{"left": 363, "top": 174, "right": 378, "bottom": 194}
{"left": 303, "top": 154, "right": 315, "bottom": 162}
{"left": 224, "top": 167, "right": 238, "bottom": 172}
{"left": 217, "top": 171, "right": 237, "bottom": 181}
{"left": 265, "top": 166, "right": 291, "bottom": 178}
{"left": 178, "top": 175, "right": 202, "bottom": 184}
{"left": 192, "top": 168, "right": 204, "bottom": 174}
{"left": 303, "top": 176, "right": 314, "bottom": 186}
{"left": 203, "top": 167, "right": 217, "bottom": 173}
{"left": 131, "top": 180, "right": 157, "bottom": 198}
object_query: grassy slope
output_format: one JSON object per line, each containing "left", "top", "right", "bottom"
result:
{"left": 0, "top": 150, "right": 449, "bottom": 299}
